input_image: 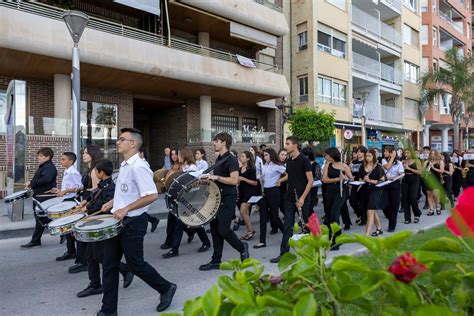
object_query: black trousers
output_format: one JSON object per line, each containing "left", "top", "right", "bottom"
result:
{"left": 164, "top": 212, "right": 192, "bottom": 246}
{"left": 31, "top": 197, "right": 52, "bottom": 244}
{"left": 280, "top": 197, "right": 311, "bottom": 255}
{"left": 323, "top": 186, "right": 347, "bottom": 243}
{"left": 65, "top": 235, "right": 87, "bottom": 265}
{"left": 402, "top": 175, "right": 421, "bottom": 222}
{"left": 101, "top": 213, "right": 172, "bottom": 314}
{"left": 210, "top": 192, "right": 245, "bottom": 263}
{"left": 452, "top": 170, "right": 462, "bottom": 198}
{"left": 349, "top": 186, "right": 364, "bottom": 223}
{"left": 443, "top": 175, "right": 453, "bottom": 205}
{"left": 171, "top": 219, "right": 210, "bottom": 251}
{"left": 86, "top": 241, "right": 128, "bottom": 288}
{"left": 383, "top": 181, "right": 401, "bottom": 230}
{"left": 259, "top": 187, "right": 284, "bottom": 244}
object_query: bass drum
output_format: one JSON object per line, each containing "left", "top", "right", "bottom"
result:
{"left": 166, "top": 172, "right": 193, "bottom": 217}
{"left": 153, "top": 168, "right": 169, "bottom": 193}
{"left": 164, "top": 170, "right": 183, "bottom": 192}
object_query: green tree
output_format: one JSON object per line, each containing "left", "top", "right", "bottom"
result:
{"left": 421, "top": 47, "right": 474, "bottom": 150}
{"left": 95, "top": 105, "right": 117, "bottom": 155}
{"left": 287, "top": 107, "right": 335, "bottom": 144}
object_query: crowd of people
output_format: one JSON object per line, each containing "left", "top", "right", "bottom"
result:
{"left": 16, "top": 129, "right": 474, "bottom": 315}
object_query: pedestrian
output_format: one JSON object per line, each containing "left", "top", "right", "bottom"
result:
{"left": 451, "top": 150, "right": 463, "bottom": 199}
{"left": 349, "top": 146, "right": 367, "bottom": 225}
{"left": 139, "top": 146, "right": 160, "bottom": 233}
{"left": 424, "top": 150, "right": 444, "bottom": 215}
{"left": 382, "top": 146, "right": 404, "bottom": 232}
{"left": 401, "top": 149, "right": 422, "bottom": 224}
{"left": 237, "top": 151, "right": 257, "bottom": 241}
{"left": 195, "top": 148, "right": 209, "bottom": 172}
{"left": 163, "top": 147, "right": 171, "bottom": 170}
{"left": 441, "top": 152, "right": 454, "bottom": 209}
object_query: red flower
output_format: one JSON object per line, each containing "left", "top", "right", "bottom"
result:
{"left": 306, "top": 213, "right": 321, "bottom": 236}
{"left": 446, "top": 187, "right": 474, "bottom": 238}
{"left": 388, "top": 252, "right": 427, "bottom": 283}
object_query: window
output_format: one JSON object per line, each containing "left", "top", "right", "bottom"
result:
{"left": 297, "top": 22, "right": 308, "bottom": 51}
{"left": 404, "top": 61, "right": 419, "bottom": 83}
{"left": 0, "top": 90, "right": 5, "bottom": 134}
{"left": 325, "top": 0, "right": 346, "bottom": 10}
{"left": 422, "top": 57, "right": 429, "bottom": 73}
{"left": 405, "top": 98, "right": 419, "bottom": 119}
{"left": 317, "top": 24, "right": 346, "bottom": 58}
{"left": 432, "top": 27, "right": 437, "bottom": 47}
{"left": 403, "top": 24, "right": 419, "bottom": 46}
{"left": 432, "top": 0, "right": 436, "bottom": 13}
{"left": 212, "top": 115, "right": 239, "bottom": 132}
{"left": 298, "top": 76, "right": 309, "bottom": 103}
{"left": 404, "top": 0, "right": 418, "bottom": 13}
{"left": 433, "top": 94, "right": 439, "bottom": 111}
{"left": 242, "top": 117, "right": 258, "bottom": 131}
{"left": 318, "top": 77, "right": 347, "bottom": 106}
{"left": 441, "top": 94, "right": 451, "bottom": 114}
{"left": 421, "top": 25, "right": 428, "bottom": 45}
{"left": 421, "top": 0, "right": 427, "bottom": 12}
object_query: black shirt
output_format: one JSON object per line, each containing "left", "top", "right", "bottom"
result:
{"left": 213, "top": 151, "right": 239, "bottom": 194}
{"left": 351, "top": 159, "right": 364, "bottom": 180}
{"left": 31, "top": 160, "right": 57, "bottom": 196}
{"left": 286, "top": 153, "right": 312, "bottom": 202}
{"left": 86, "top": 177, "right": 115, "bottom": 214}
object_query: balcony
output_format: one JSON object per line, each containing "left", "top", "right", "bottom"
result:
{"left": 440, "top": 10, "right": 465, "bottom": 34}
{"left": 352, "top": 52, "right": 402, "bottom": 87}
{"left": 352, "top": 100, "right": 404, "bottom": 126}
{"left": 351, "top": 6, "right": 402, "bottom": 51}
{"left": 187, "top": 129, "right": 276, "bottom": 144}
{"left": 381, "top": 0, "right": 402, "bottom": 12}
{"left": 254, "top": 0, "right": 283, "bottom": 13}
{"left": 381, "top": 63, "right": 403, "bottom": 85}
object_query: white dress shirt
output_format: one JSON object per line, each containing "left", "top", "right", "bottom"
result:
{"left": 112, "top": 153, "right": 157, "bottom": 217}
{"left": 195, "top": 159, "right": 209, "bottom": 172}
{"left": 382, "top": 159, "right": 405, "bottom": 180}
{"left": 61, "top": 165, "right": 82, "bottom": 199}
{"left": 262, "top": 162, "right": 286, "bottom": 188}
{"left": 255, "top": 156, "right": 264, "bottom": 180}
{"left": 183, "top": 163, "right": 198, "bottom": 172}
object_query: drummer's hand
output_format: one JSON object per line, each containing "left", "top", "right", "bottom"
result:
{"left": 25, "top": 181, "right": 31, "bottom": 188}
{"left": 101, "top": 200, "right": 113, "bottom": 212}
{"left": 113, "top": 208, "right": 128, "bottom": 220}
{"left": 363, "top": 175, "right": 370, "bottom": 182}
{"left": 51, "top": 188, "right": 60, "bottom": 194}
{"left": 56, "top": 190, "right": 66, "bottom": 197}
{"left": 206, "top": 175, "right": 219, "bottom": 181}
{"left": 79, "top": 200, "right": 87, "bottom": 207}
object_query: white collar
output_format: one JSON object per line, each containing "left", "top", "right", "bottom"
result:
{"left": 65, "top": 165, "right": 78, "bottom": 174}
{"left": 121, "top": 153, "right": 140, "bottom": 167}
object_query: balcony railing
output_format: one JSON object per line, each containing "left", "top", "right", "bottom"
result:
{"left": 381, "top": 0, "right": 402, "bottom": 11}
{"left": 187, "top": 129, "right": 276, "bottom": 144}
{"left": 440, "top": 10, "right": 465, "bottom": 35}
{"left": 254, "top": 0, "right": 283, "bottom": 13}
{"left": 0, "top": 1, "right": 280, "bottom": 72}
{"left": 353, "top": 101, "right": 403, "bottom": 125}
{"left": 381, "top": 104, "right": 403, "bottom": 124}
{"left": 352, "top": 52, "right": 380, "bottom": 77}
{"left": 381, "top": 63, "right": 403, "bottom": 85}
{"left": 352, "top": 6, "right": 402, "bottom": 48}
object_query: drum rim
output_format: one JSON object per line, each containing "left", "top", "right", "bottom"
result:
{"left": 46, "top": 201, "right": 78, "bottom": 213}
{"left": 4, "top": 189, "right": 31, "bottom": 202}
{"left": 73, "top": 215, "right": 121, "bottom": 231}
{"left": 49, "top": 214, "right": 85, "bottom": 227}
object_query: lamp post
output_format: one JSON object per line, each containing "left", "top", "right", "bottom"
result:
{"left": 359, "top": 91, "right": 370, "bottom": 147}
{"left": 62, "top": 10, "right": 89, "bottom": 168}
{"left": 419, "top": 99, "right": 429, "bottom": 150}
{"left": 463, "top": 114, "right": 472, "bottom": 151}
{"left": 277, "top": 100, "right": 293, "bottom": 148}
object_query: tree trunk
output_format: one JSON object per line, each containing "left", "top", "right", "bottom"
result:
{"left": 453, "top": 117, "right": 460, "bottom": 151}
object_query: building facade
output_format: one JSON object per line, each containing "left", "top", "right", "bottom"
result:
{"left": 0, "top": 0, "right": 290, "bottom": 196}
{"left": 421, "top": 0, "right": 472, "bottom": 152}
{"left": 284, "top": 0, "right": 423, "bottom": 152}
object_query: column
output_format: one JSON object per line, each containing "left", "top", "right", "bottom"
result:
{"left": 441, "top": 127, "right": 449, "bottom": 152}
{"left": 54, "top": 74, "right": 71, "bottom": 135}
{"left": 200, "top": 96, "right": 212, "bottom": 142}
{"left": 423, "top": 123, "right": 431, "bottom": 148}
{"left": 198, "top": 32, "right": 210, "bottom": 47}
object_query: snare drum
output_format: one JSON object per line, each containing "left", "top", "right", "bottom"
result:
{"left": 48, "top": 213, "right": 86, "bottom": 236}
{"left": 4, "top": 189, "right": 32, "bottom": 204}
{"left": 73, "top": 215, "right": 122, "bottom": 242}
{"left": 46, "top": 201, "right": 78, "bottom": 219}
{"left": 39, "top": 197, "right": 65, "bottom": 211}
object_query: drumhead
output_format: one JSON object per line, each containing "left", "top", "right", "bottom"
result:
{"left": 177, "top": 179, "right": 221, "bottom": 227}
{"left": 49, "top": 214, "right": 85, "bottom": 227}
{"left": 4, "top": 190, "right": 30, "bottom": 201}
{"left": 40, "top": 197, "right": 65, "bottom": 210}
{"left": 74, "top": 215, "right": 120, "bottom": 231}
{"left": 47, "top": 201, "right": 78, "bottom": 213}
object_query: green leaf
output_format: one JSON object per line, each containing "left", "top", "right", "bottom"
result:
{"left": 413, "top": 305, "right": 459, "bottom": 316}
{"left": 219, "top": 262, "right": 234, "bottom": 270}
{"left": 183, "top": 298, "right": 203, "bottom": 316}
{"left": 381, "top": 231, "right": 413, "bottom": 250}
{"left": 278, "top": 252, "right": 297, "bottom": 271}
{"left": 331, "top": 256, "right": 370, "bottom": 273}
{"left": 222, "top": 289, "right": 254, "bottom": 306}
{"left": 412, "top": 250, "right": 450, "bottom": 263}
{"left": 202, "top": 285, "right": 220, "bottom": 316}
{"left": 218, "top": 275, "right": 241, "bottom": 292}
{"left": 293, "top": 294, "right": 317, "bottom": 316}
{"left": 230, "top": 304, "right": 260, "bottom": 316}
{"left": 256, "top": 295, "right": 293, "bottom": 310}
{"left": 419, "top": 237, "right": 463, "bottom": 253}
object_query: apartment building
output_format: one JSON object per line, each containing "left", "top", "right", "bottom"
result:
{"left": 421, "top": 0, "right": 472, "bottom": 151}
{"left": 0, "top": 0, "right": 289, "bottom": 185}
{"left": 285, "top": 0, "right": 422, "bottom": 151}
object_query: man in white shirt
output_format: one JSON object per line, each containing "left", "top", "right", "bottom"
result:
{"left": 97, "top": 128, "right": 176, "bottom": 316}
{"left": 382, "top": 147, "right": 405, "bottom": 232}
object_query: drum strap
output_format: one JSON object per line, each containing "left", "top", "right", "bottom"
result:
{"left": 202, "top": 155, "right": 231, "bottom": 174}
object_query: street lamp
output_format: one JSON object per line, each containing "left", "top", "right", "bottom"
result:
{"left": 277, "top": 99, "right": 293, "bottom": 148}
{"left": 463, "top": 114, "right": 472, "bottom": 151}
{"left": 62, "top": 10, "right": 89, "bottom": 168}
{"left": 419, "top": 98, "right": 429, "bottom": 149}
{"left": 358, "top": 91, "right": 370, "bottom": 147}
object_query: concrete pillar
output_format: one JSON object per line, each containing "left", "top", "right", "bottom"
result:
{"left": 441, "top": 127, "right": 449, "bottom": 152}
{"left": 198, "top": 32, "right": 210, "bottom": 47}
{"left": 54, "top": 74, "right": 71, "bottom": 135}
{"left": 423, "top": 124, "right": 431, "bottom": 148}
{"left": 200, "top": 96, "right": 212, "bottom": 142}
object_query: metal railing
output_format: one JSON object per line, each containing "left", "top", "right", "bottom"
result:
{"left": 381, "top": 105, "right": 403, "bottom": 124}
{"left": 380, "top": 63, "right": 402, "bottom": 85}
{"left": 187, "top": 128, "right": 276, "bottom": 144}
{"left": 352, "top": 52, "right": 380, "bottom": 77}
{"left": 0, "top": 1, "right": 280, "bottom": 73}
{"left": 356, "top": 101, "right": 403, "bottom": 125}
{"left": 254, "top": 0, "right": 283, "bottom": 13}
{"left": 440, "top": 10, "right": 465, "bottom": 35}
{"left": 380, "top": 22, "right": 402, "bottom": 47}
{"left": 381, "top": 0, "right": 402, "bottom": 11}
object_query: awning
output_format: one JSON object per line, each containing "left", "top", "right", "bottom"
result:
{"left": 114, "top": 0, "right": 161, "bottom": 16}
{"left": 230, "top": 22, "right": 277, "bottom": 48}
{"left": 257, "top": 99, "right": 278, "bottom": 109}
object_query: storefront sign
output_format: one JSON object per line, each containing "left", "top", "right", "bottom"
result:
{"left": 344, "top": 130, "right": 353, "bottom": 140}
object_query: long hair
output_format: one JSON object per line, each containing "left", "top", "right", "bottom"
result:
{"left": 278, "top": 149, "right": 288, "bottom": 163}
{"left": 196, "top": 148, "right": 207, "bottom": 161}
{"left": 170, "top": 148, "right": 180, "bottom": 166}
{"left": 241, "top": 151, "right": 255, "bottom": 170}
{"left": 442, "top": 152, "right": 451, "bottom": 168}
{"left": 251, "top": 145, "right": 260, "bottom": 156}
{"left": 383, "top": 146, "right": 398, "bottom": 162}
{"left": 179, "top": 147, "right": 195, "bottom": 165}
{"left": 324, "top": 147, "right": 341, "bottom": 163}
{"left": 301, "top": 146, "right": 315, "bottom": 162}
{"left": 263, "top": 148, "right": 280, "bottom": 165}
{"left": 84, "top": 145, "right": 103, "bottom": 170}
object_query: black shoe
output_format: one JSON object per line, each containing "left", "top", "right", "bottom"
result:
{"left": 56, "top": 252, "right": 76, "bottom": 261}
{"left": 156, "top": 283, "right": 177, "bottom": 312}
{"left": 197, "top": 244, "right": 210, "bottom": 253}
{"left": 77, "top": 284, "right": 102, "bottom": 298}
{"left": 253, "top": 243, "right": 266, "bottom": 249}
{"left": 162, "top": 249, "right": 179, "bottom": 259}
{"left": 343, "top": 225, "right": 350, "bottom": 231}
{"left": 423, "top": 204, "right": 429, "bottom": 210}
{"left": 123, "top": 271, "right": 134, "bottom": 289}
{"left": 187, "top": 233, "right": 195, "bottom": 244}
{"left": 270, "top": 255, "right": 281, "bottom": 263}
{"left": 206, "top": 228, "right": 211, "bottom": 234}
{"left": 60, "top": 236, "right": 65, "bottom": 244}
{"left": 269, "top": 229, "right": 278, "bottom": 235}
{"left": 20, "top": 242, "right": 41, "bottom": 249}
{"left": 387, "top": 228, "right": 395, "bottom": 233}
{"left": 232, "top": 222, "right": 240, "bottom": 231}
{"left": 68, "top": 263, "right": 88, "bottom": 274}
{"left": 240, "top": 242, "right": 249, "bottom": 261}
{"left": 330, "top": 244, "right": 340, "bottom": 251}
{"left": 199, "top": 261, "right": 221, "bottom": 271}
{"left": 160, "top": 243, "right": 172, "bottom": 250}
{"left": 150, "top": 218, "right": 160, "bottom": 233}
{"left": 95, "top": 311, "right": 117, "bottom": 316}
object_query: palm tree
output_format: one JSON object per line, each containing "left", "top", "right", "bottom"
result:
{"left": 421, "top": 47, "right": 474, "bottom": 151}
{"left": 94, "top": 105, "right": 117, "bottom": 155}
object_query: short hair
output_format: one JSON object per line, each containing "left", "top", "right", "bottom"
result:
{"left": 94, "top": 159, "right": 114, "bottom": 176}
{"left": 231, "top": 149, "right": 238, "bottom": 157}
{"left": 356, "top": 146, "right": 368, "bottom": 154}
{"left": 301, "top": 146, "right": 315, "bottom": 162}
{"left": 324, "top": 147, "right": 341, "bottom": 162}
{"left": 259, "top": 144, "right": 267, "bottom": 150}
{"left": 213, "top": 132, "right": 232, "bottom": 149}
{"left": 286, "top": 136, "right": 299, "bottom": 146}
{"left": 62, "top": 152, "right": 77, "bottom": 164}
{"left": 139, "top": 145, "right": 148, "bottom": 161}
{"left": 423, "top": 146, "right": 431, "bottom": 151}
{"left": 120, "top": 127, "right": 143, "bottom": 148}
{"left": 37, "top": 147, "right": 54, "bottom": 160}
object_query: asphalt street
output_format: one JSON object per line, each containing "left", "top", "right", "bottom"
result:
{"left": 0, "top": 205, "right": 448, "bottom": 316}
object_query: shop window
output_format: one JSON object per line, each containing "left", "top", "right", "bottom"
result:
{"left": 212, "top": 114, "right": 239, "bottom": 133}
{"left": 242, "top": 117, "right": 258, "bottom": 131}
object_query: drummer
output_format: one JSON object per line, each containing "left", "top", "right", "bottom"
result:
{"left": 76, "top": 159, "right": 133, "bottom": 298}
{"left": 97, "top": 128, "right": 176, "bottom": 315}
{"left": 52, "top": 152, "right": 83, "bottom": 262}
{"left": 21, "top": 147, "right": 58, "bottom": 249}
